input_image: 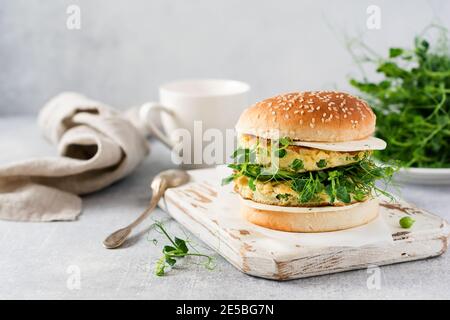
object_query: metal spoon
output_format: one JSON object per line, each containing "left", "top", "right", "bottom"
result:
{"left": 103, "top": 169, "right": 190, "bottom": 249}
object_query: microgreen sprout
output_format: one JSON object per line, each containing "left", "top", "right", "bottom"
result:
{"left": 349, "top": 25, "right": 450, "bottom": 168}
{"left": 223, "top": 157, "right": 397, "bottom": 205}
{"left": 151, "top": 221, "right": 215, "bottom": 276}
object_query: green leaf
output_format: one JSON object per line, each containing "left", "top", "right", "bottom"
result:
{"left": 165, "top": 256, "right": 177, "bottom": 266}
{"left": 163, "top": 245, "right": 177, "bottom": 254}
{"left": 221, "top": 175, "right": 236, "bottom": 186}
{"left": 175, "top": 237, "right": 189, "bottom": 253}
{"left": 316, "top": 159, "right": 327, "bottom": 168}
{"left": 245, "top": 164, "right": 262, "bottom": 177}
{"left": 353, "top": 189, "right": 367, "bottom": 201}
{"left": 291, "top": 179, "right": 307, "bottom": 193}
{"left": 232, "top": 148, "right": 250, "bottom": 163}
{"left": 336, "top": 186, "right": 351, "bottom": 203}
{"left": 327, "top": 170, "right": 342, "bottom": 180}
{"left": 376, "top": 62, "right": 409, "bottom": 78}
{"left": 248, "top": 177, "right": 256, "bottom": 191}
{"left": 300, "top": 188, "right": 314, "bottom": 203}
{"left": 379, "top": 80, "right": 391, "bottom": 89}
{"left": 389, "top": 48, "right": 403, "bottom": 58}
{"left": 325, "top": 184, "right": 336, "bottom": 203}
{"left": 290, "top": 159, "right": 304, "bottom": 171}
{"left": 227, "top": 163, "right": 240, "bottom": 170}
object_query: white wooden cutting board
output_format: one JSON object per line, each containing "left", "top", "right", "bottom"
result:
{"left": 159, "top": 167, "right": 450, "bottom": 280}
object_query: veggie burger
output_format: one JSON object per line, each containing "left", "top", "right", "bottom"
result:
{"left": 223, "top": 91, "right": 394, "bottom": 232}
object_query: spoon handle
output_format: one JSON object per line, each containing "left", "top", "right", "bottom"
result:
{"left": 103, "top": 169, "right": 189, "bottom": 249}
{"left": 129, "top": 178, "right": 167, "bottom": 229}
{"left": 102, "top": 178, "right": 167, "bottom": 249}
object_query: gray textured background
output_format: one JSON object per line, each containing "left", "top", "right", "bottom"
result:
{"left": 1, "top": 0, "right": 449, "bottom": 115}
{"left": 1, "top": 1, "right": 450, "bottom": 299}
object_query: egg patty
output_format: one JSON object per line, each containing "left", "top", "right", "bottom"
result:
{"left": 234, "top": 175, "right": 368, "bottom": 207}
{"left": 239, "top": 134, "right": 370, "bottom": 172}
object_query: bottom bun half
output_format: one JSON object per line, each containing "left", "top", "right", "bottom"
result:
{"left": 240, "top": 198, "right": 379, "bottom": 233}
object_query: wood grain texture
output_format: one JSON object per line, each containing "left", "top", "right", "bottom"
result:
{"left": 161, "top": 167, "right": 450, "bottom": 280}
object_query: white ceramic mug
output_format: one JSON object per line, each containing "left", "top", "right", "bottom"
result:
{"left": 140, "top": 79, "right": 250, "bottom": 165}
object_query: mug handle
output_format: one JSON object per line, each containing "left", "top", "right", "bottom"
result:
{"left": 139, "top": 102, "right": 176, "bottom": 149}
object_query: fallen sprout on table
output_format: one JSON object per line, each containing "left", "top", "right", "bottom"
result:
{"left": 149, "top": 220, "right": 216, "bottom": 276}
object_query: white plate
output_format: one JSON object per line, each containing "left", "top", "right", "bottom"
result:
{"left": 394, "top": 167, "right": 450, "bottom": 185}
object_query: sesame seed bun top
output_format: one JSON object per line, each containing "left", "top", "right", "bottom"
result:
{"left": 235, "top": 91, "right": 376, "bottom": 142}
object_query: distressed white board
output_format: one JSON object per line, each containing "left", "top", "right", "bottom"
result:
{"left": 159, "top": 167, "right": 450, "bottom": 280}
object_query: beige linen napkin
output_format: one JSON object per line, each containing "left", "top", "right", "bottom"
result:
{"left": 0, "top": 92, "right": 150, "bottom": 221}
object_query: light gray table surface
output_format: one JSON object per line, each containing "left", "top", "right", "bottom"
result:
{"left": 0, "top": 115, "right": 449, "bottom": 300}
